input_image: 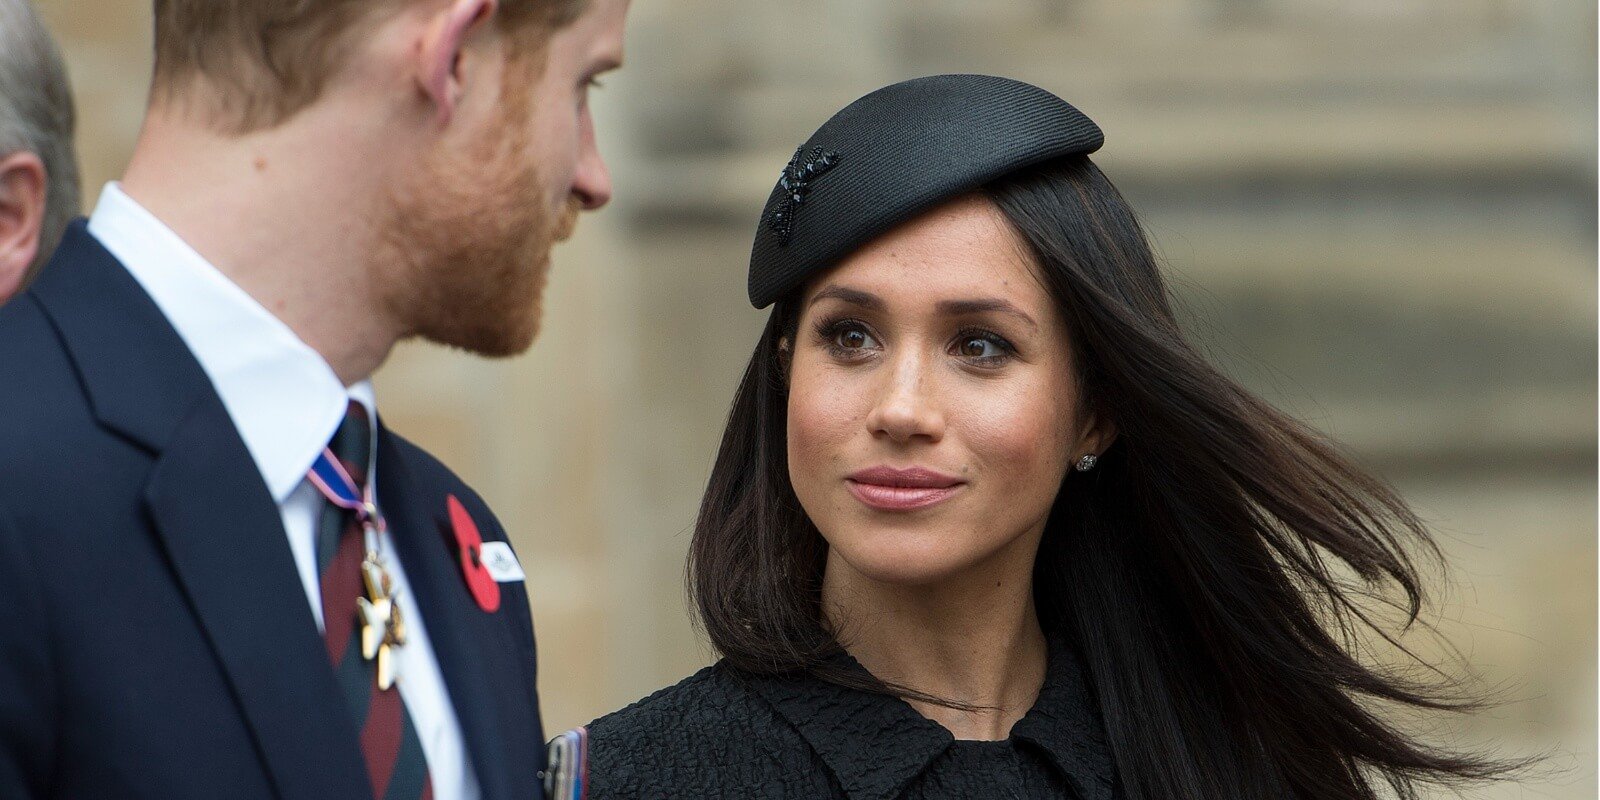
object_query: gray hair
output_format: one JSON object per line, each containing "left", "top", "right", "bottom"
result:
{"left": 0, "top": 0, "right": 79, "bottom": 285}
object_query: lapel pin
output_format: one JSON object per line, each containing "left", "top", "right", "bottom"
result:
{"left": 447, "top": 494, "right": 501, "bottom": 613}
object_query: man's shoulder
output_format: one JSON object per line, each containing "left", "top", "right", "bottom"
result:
{"left": 382, "top": 429, "right": 480, "bottom": 497}
{"left": 382, "top": 428, "right": 455, "bottom": 482}
{"left": 380, "top": 428, "right": 505, "bottom": 532}
{"left": 0, "top": 225, "right": 203, "bottom": 460}
{"left": 0, "top": 295, "right": 158, "bottom": 556}
{"left": 0, "top": 294, "right": 101, "bottom": 454}
{"left": 0, "top": 291, "right": 67, "bottom": 364}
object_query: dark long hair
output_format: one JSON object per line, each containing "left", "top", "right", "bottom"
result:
{"left": 690, "top": 156, "right": 1510, "bottom": 798}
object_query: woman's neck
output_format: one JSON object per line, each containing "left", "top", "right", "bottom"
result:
{"left": 821, "top": 548, "right": 1049, "bottom": 741}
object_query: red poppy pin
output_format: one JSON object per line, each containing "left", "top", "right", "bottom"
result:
{"left": 448, "top": 494, "right": 501, "bottom": 613}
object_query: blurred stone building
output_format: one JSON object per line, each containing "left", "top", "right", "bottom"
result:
{"left": 35, "top": 1, "right": 1595, "bottom": 796}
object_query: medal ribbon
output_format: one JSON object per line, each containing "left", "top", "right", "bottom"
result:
{"left": 308, "top": 448, "right": 384, "bottom": 533}
{"left": 309, "top": 444, "right": 405, "bottom": 689}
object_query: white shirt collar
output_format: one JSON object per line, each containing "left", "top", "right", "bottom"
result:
{"left": 88, "top": 182, "right": 376, "bottom": 502}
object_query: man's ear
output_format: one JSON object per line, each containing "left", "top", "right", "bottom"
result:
{"left": 0, "top": 151, "right": 46, "bottom": 304}
{"left": 417, "top": 0, "right": 499, "bottom": 126}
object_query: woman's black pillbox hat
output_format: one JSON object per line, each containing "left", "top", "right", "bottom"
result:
{"left": 747, "top": 74, "right": 1104, "bottom": 308}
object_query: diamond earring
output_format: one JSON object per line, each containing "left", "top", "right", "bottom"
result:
{"left": 1074, "top": 454, "right": 1098, "bottom": 472}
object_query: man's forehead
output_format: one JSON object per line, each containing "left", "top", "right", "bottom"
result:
{"left": 536, "top": 2, "right": 622, "bottom": 78}
{"left": 566, "top": 0, "right": 628, "bottom": 56}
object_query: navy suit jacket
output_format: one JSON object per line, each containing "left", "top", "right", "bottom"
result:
{"left": 0, "top": 223, "right": 546, "bottom": 800}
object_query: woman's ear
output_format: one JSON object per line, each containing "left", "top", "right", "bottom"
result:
{"left": 776, "top": 336, "right": 794, "bottom": 381}
{"left": 1077, "top": 407, "right": 1118, "bottom": 462}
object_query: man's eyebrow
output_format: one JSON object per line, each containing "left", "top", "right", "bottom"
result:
{"left": 935, "top": 298, "right": 1038, "bottom": 329}
{"left": 808, "top": 285, "right": 885, "bottom": 311}
{"left": 588, "top": 41, "right": 625, "bottom": 74}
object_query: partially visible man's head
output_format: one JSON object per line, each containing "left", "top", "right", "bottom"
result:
{"left": 148, "top": 0, "right": 626, "bottom": 357}
{"left": 0, "top": 0, "right": 80, "bottom": 303}
{"left": 150, "top": 0, "right": 586, "bottom": 130}
{"left": 374, "top": 0, "right": 626, "bottom": 356}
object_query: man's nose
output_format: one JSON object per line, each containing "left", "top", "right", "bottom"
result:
{"left": 571, "top": 108, "right": 612, "bottom": 210}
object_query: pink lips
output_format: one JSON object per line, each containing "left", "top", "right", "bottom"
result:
{"left": 846, "top": 466, "right": 965, "bottom": 512}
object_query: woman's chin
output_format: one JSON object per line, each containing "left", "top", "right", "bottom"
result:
{"left": 827, "top": 533, "right": 985, "bottom": 588}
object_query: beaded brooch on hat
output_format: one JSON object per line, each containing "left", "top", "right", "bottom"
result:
{"left": 765, "top": 145, "right": 841, "bottom": 245}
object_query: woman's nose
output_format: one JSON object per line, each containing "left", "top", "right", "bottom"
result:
{"left": 865, "top": 352, "right": 945, "bottom": 444}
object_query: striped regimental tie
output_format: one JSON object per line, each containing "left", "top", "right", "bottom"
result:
{"left": 315, "top": 401, "right": 434, "bottom": 800}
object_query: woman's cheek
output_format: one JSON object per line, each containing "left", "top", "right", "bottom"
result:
{"left": 787, "top": 368, "right": 858, "bottom": 505}
{"left": 963, "top": 379, "right": 1073, "bottom": 507}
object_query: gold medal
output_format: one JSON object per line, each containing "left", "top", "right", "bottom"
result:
{"left": 357, "top": 552, "right": 407, "bottom": 690}
{"left": 308, "top": 445, "right": 409, "bottom": 692}
{"left": 376, "top": 641, "right": 397, "bottom": 691}
{"left": 356, "top": 595, "right": 390, "bottom": 660}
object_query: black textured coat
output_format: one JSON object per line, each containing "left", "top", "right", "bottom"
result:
{"left": 582, "top": 636, "right": 1119, "bottom": 799}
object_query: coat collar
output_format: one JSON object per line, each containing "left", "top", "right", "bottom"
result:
{"left": 1009, "top": 635, "right": 1117, "bottom": 800}
{"left": 87, "top": 184, "right": 362, "bottom": 503}
{"left": 31, "top": 221, "right": 215, "bottom": 452}
{"left": 742, "top": 633, "right": 1116, "bottom": 800}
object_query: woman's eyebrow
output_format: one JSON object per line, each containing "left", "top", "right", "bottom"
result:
{"left": 936, "top": 298, "right": 1038, "bottom": 330}
{"left": 809, "top": 285, "right": 885, "bottom": 310}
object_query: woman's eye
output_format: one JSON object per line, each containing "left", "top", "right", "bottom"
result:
{"left": 835, "top": 327, "right": 876, "bottom": 350}
{"left": 951, "top": 331, "right": 1014, "bottom": 363}
{"left": 816, "top": 320, "right": 880, "bottom": 359}
{"left": 957, "top": 337, "right": 994, "bottom": 358}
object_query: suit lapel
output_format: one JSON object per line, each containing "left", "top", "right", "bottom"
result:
{"left": 35, "top": 224, "right": 371, "bottom": 800}
{"left": 31, "top": 223, "right": 213, "bottom": 451}
{"left": 377, "top": 430, "right": 521, "bottom": 800}
{"left": 144, "top": 394, "right": 371, "bottom": 800}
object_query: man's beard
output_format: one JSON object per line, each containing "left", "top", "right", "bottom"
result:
{"left": 375, "top": 107, "right": 581, "bottom": 358}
